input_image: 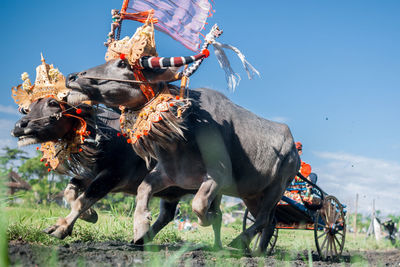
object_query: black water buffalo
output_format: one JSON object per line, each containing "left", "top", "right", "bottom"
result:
{"left": 11, "top": 97, "right": 223, "bottom": 247}
{"left": 66, "top": 58, "right": 300, "bottom": 252}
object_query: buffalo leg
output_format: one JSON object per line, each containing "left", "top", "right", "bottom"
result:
{"left": 136, "top": 199, "right": 179, "bottom": 244}
{"left": 44, "top": 169, "right": 120, "bottom": 239}
{"left": 133, "top": 168, "right": 171, "bottom": 244}
{"left": 193, "top": 125, "right": 232, "bottom": 228}
{"left": 209, "top": 194, "right": 223, "bottom": 249}
{"left": 258, "top": 210, "right": 277, "bottom": 253}
{"left": 63, "top": 178, "right": 98, "bottom": 223}
{"left": 191, "top": 178, "right": 220, "bottom": 227}
{"left": 191, "top": 179, "right": 224, "bottom": 249}
{"left": 228, "top": 185, "right": 281, "bottom": 251}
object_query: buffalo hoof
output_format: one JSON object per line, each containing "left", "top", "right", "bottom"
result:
{"left": 44, "top": 225, "right": 71, "bottom": 239}
{"left": 133, "top": 231, "right": 156, "bottom": 245}
{"left": 132, "top": 238, "right": 145, "bottom": 245}
{"left": 43, "top": 225, "right": 58, "bottom": 234}
{"left": 133, "top": 212, "right": 151, "bottom": 244}
{"left": 43, "top": 218, "right": 72, "bottom": 239}
{"left": 79, "top": 208, "right": 98, "bottom": 223}
{"left": 228, "top": 236, "right": 250, "bottom": 253}
{"left": 213, "top": 241, "right": 223, "bottom": 251}
{"left": 50, "top": 226, "right": 71, "bottom": 239}
{"left": 129, "top": 241, "right": 145, "bottom": 250}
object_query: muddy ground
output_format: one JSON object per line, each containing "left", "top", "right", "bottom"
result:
{"left": 8, "top": 240, "right": 400, "bottom": 266}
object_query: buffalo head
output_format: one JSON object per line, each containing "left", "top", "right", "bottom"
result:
{"left": 12, "top": 98, "right": 85, "bottom": 147}
{"left": 66, "top": 59, "right": 179, "bottom": 108}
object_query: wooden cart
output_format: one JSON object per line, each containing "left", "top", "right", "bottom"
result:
{"left": 243, "top": 173, "right": 346, "bottom": 260}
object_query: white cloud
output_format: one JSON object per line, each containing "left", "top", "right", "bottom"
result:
{"left": 0, "top": 104, "right": 18, "bottom": 116}
{"left": 313, "top": 151, "right": 400, "bottom": 216}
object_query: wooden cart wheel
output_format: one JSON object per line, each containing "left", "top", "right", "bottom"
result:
{"left": 242, "top": 208, "right": 278, "bottom": 255}
{"left": 314, "top": 195, "right": 346, "bottom": 261}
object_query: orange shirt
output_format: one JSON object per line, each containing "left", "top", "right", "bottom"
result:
{"left": 300, "top": 160, "right": 312, "bottom": 178}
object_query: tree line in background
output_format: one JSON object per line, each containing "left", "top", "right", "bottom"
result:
{"left": 0, "top": 146, "right": 68, "bottom": 205}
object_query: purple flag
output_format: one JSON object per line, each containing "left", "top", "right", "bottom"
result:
{"left": 125, "top": 0, "right": 212, "bottom": 51}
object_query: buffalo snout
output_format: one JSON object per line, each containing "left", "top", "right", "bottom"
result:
{"left": 12, "top": 118, "right": 31, "bottom": 137}
{"left": 16, "top": 118, "right": 28, "bottom": 129}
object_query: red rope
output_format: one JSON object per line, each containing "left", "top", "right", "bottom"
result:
{"left": 133, "top": 69, "right": 155, "bottom": 101}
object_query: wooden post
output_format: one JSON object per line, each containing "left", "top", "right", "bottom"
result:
{"left": 372, "top": 199, "right": 375, "bottom": 218}
{"left": 353, "top": 193, "right": 358, "bottom": 236}
{"left": 180, "top": 65, "right": 189, "bottom": 99}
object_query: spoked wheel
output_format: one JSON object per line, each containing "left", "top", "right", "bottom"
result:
{"left": 314, "top": 195, "right": 346, "bottom": 261}
{"left": 242, "top": 208, "right": 278, "bottom": 255}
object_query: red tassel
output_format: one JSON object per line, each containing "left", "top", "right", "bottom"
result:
{"left": 76, "top": 108, "right": 82, "bottom": 114}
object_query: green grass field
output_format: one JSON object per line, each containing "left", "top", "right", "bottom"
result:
{"left": 5, "top": 204, "right": 399, "bottom": 266}
{"left": 6, "top": 205, "right": 238, "bottom": 246}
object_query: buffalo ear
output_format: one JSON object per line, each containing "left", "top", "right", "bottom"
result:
{"left": 142, "top": 68, "right": 179, "bottom": 83}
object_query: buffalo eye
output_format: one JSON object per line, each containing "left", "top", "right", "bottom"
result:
{"left": 117, "top": 59, "right": 127, "bottom": 68}
{"left": 48, "top": 99, "right": 60, "bottom": 107}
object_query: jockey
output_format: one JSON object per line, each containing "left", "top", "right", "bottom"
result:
{"left": 296, "top": 141, "right": 311, "bottom": 179}
{"left": 295, "top": 142, "right": 320, "bottom": 203}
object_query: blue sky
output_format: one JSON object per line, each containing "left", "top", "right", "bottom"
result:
{"left": 0, "top": 1, "right": 399, "bottom": 214}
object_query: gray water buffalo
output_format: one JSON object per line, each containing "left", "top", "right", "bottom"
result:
{"left": 12, "top": 97, "right": 223, "bottom": 247}
{"left": 66, "top": 58, "right": 300, "bottom": 252}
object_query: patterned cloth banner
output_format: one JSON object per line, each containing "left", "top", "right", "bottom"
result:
{"left": 125, "top": 0, "right": 212, "bottom": 51}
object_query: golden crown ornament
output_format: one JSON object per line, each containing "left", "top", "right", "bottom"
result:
{"left": 11, "top": 54, "right": 69, "bottom": 110}
{"left": 105, "top": 22, "right": 157, "bottom": 66}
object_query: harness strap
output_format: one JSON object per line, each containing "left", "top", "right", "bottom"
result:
{"left": 133, "top": 69, "right": 155, "bottom": 101}
{"left": 51, "top": 102, "right": 88, "bottom": 143}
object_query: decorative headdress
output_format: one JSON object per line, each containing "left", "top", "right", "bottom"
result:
{"left": 11, "top": 55, "right": 89, "bottom": 171}
{"left": 105, "top": 21, "right": 158, "bottom": 66}
{"left": 11, "top": 53, "right": 69, "bottom": 111}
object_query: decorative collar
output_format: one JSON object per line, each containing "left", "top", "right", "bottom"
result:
{"left": 118, "top": 85, "right": 191, "bottom": 166}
